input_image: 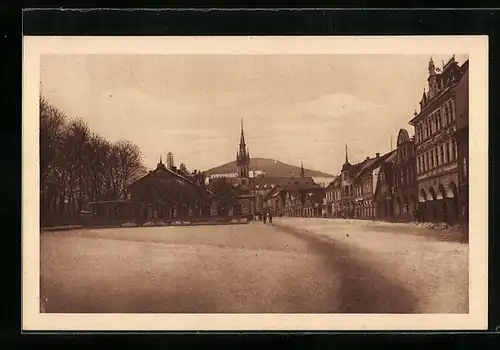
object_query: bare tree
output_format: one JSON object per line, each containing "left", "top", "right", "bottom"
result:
{"left": 114, "top": 140, "right": 147, "bottom": 199}
{"left": 39, "top": 96, "right": 147, "bottom": 226}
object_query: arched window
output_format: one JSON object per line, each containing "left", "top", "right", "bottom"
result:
{"left": 445, "top": 142, "right": 450, "bottom": 162}
{"left": 435, "top": 147, "right": 439, "bottom": 167}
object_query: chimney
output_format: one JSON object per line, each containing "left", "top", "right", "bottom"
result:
{"left": 376, "top": 153, "right": 380, "bottom": 158}
{"left": 366, "top": 156, "right": 369, "bottom": 160}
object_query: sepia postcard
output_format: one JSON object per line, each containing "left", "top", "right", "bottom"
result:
{"left": 22, "top": 36, "right": 488, "bottom": 331}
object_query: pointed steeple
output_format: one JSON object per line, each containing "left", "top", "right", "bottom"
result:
{"left": 160, "top": 155, "right": 163, "bottom": 164}
{"left": 236, "top": 119, "right": 250, "bottom": 178}
{"left": 239, "top": 118, "right": 246, "bottom": 149}
{"left": 300, "top": 161, "right": 305, "bottom": 177}
{"left": 342, "top": 144, "right": 352, "bottom": 171}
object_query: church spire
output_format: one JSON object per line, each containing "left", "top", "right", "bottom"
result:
{"left": 239, "top": 118, "right": 246, "bottom": 149}
{"left": 236, "top": 119, "right": 250, "bottom": 178}
{"left": 300, "top": 161, "right": 305, "bottom": 177}
{"left": 345, "top": 144, "right": 349, "bottom": 163}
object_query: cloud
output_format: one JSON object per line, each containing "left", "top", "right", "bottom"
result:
{"left": 299, "top": 93, "right": 386, "bottom": 114}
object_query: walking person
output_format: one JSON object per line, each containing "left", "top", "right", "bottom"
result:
{"left": 268, "top": 211, "right": 273, "bottom": 224}
{"left": 263, "top": 212, "right": 267, "bottom": 224}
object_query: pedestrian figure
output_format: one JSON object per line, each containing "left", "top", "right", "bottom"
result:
{"left": 268, "top": 212, "right": 273, "bottom": 224}
{"left": 263, "top": 213, "right": 267, "bottom": 224}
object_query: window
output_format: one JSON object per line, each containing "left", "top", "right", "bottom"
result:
{"left": 430, "top": 149, "right": 434, "bottom": 168}
{"left": 400, "top": 170, "right": 404, "bottom": 186}
{"left": 435, "top": 147, "right": 439, "bottom": 167}
{"left": 426, "top": 153, "right": 430, "bottom": 170}
{"left": 440, "top": 145, "right": 445, "bottom": 165}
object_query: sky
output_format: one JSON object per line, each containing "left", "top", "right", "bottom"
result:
{"left": 40, "top": 54, "right": 468, "bottom": 175}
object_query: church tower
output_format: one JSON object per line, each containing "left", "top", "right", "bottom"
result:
{"left": 236, "top": 119, "right": 250, "bottom": 179}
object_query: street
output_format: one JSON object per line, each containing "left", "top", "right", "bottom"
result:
{"left": 40, "top": 218, "right": 468, "bottom": 314}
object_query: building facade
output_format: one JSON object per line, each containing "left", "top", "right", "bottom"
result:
{"left": 374, "top": 150, "right": 397, "bottom": 220}
{"left": 454, "top": 61, "right": 469, "bottom": 224}
{"left": 352, "top": 152, "right": 392, "bottom": 220}
{"left": 258, "top": 176, "right": 322, "bottom": 217}
{"left": 391, "top": 129, "right": 418, "bottom": 221}
{"left": 409, "top": 56, "right": 468, "bottom": 224}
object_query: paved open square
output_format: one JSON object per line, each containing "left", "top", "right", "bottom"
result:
{"left": 40, "top": 218, "right": 468, "bottom": 314}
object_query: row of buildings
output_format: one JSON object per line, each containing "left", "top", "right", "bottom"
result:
{"left": 81, "top": 55, "right": 468, "bottom": 227}
{"left": 242, "top": 55, "right": 469, "bottom": 225}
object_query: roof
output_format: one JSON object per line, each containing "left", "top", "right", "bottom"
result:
{"left": 410, "top": 57, "right": 467, "bottom": 124}
{"left": 129, "top": 161, "right": 216, "bottom": 196}
{"left": 253, "top": 176, "right": 315, "bottom": 186}
{"left": 384, "top": 150, "right": 397, "bottom": 163}
{"left": 263, "top": 186, "right": 283, "bottom": 200}
{"left": 355, "top": 151, "right": 396, "bottom": 178}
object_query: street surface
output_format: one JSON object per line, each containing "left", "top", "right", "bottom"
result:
{"left": 40, "top": 218, "right": 468, "bottom": 314}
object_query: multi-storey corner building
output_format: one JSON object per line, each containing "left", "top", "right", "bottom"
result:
{"left": 409, "top": 56, "right": 468, "bottom": 224}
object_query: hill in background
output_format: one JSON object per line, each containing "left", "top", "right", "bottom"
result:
{"left": 204, "top": 157, "right": 334, "bottom": 178}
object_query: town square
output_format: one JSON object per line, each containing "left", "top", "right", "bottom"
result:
{"left": 37, "top": 50, "right": 470, "bottom": 315}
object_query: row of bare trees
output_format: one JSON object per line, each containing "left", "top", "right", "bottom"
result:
{"left": 40, "top": 97, "right": 147, "bottom": 226}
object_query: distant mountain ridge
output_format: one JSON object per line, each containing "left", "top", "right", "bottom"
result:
{"left": 204, "top": 157, "right": 334, "bottom": 178}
